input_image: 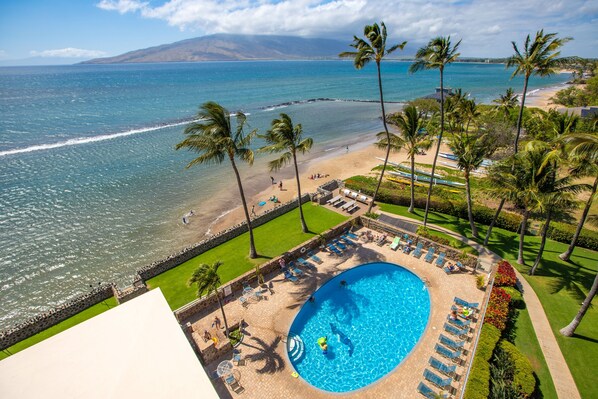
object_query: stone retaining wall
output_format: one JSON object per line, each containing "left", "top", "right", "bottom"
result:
{"left": 0, "top": 284, "right": 115, "bottom": 351}
{"left": 315, "top": 179, "right": 343, "bottom": 204}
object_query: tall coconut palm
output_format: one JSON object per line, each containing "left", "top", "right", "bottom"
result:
{"left": 560, "top": 270, "right": 598, "bottom": 336}
{"left": 409, "top": 36, "right": 461, "bottom": 227}
{"left": 449, "top": 131, "right": 492, "bottom": 238}
{"left": 381, "top": 105, "right": 433, "bottom": 212}
{"left": 507, "top": 30, "right": 572, "bottom": 153}
{"left": 176, "top": 101, "right": 258, "bottom": 258}
{"left": 188, "top": 261, "right": 230, "bottom": 336}
{"left": 559, "top": 132, "right": 598, "bottom": 261}
{"left": 260, "top": 113, "right": 313, "bottom": 233}
{"left": 340, "top": 22, "right": 406, "bottom": 213}
{"left": 493, "top": 88, "right": 519, "bottom": 120}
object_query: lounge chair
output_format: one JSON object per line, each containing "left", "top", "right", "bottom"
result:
{"left": 417, "top": 381, "right": 448, "bottom": 399}
{"left": 332, "top": 238, "right": 348, "bottom": 251}
{"left": 224, "top": 374, "right": 244, "bottom": 393}
{"left": 297, "top": 257, "right": 314, "bottom": 269}
{"left": 376, "top": 235, "right": 388, "bottom": 246}
{"left": 423, "top": 368, "right": 452, "bottom": 389}
{"left": 232, "top": 350, "right": 244, "bottom": 366}
{"left": 443, "top": 263, "right": 461, "bottom": 274}
{"left": 435, "top": 253, "right": 446, "bottom": 266}
{"left": 327, "top": 243, "right": 343, "bottom": 256}
{"left": 429, "top": 356, "right": 457, "bottom": 376}
{"left": 326, "top": 195, "right": 342, "bottom": 205}
{"left": 444, "top": 322, "right": 469, "bottom": 338}
{"left": 434, "top": 343, "right": 462, "bottom": 362}
{"left": 424, "top": 247, "right": 436, "bottom": 263}
{"left": 456, "top": 261, "right": 466, "bottom": 271}
{"left": 439, "top": 334, "right": 465, "bottom": 350}
{"left": 454, "top": 297, "right": 479, "bottom": 310}
{"left": 412, "top": 242, "right": 424, "bottom": 258}
{"left": 290, "top": 263, "right": 303, "bottom": 276}
{"left": 307, "top": 251, "right": 323, "bottom": 264}
{"left": 389, "top": 236, "right": 401, "bottom": 251}
{"left": 283, "top": 270, "right": 298, "bottom": 282}
{"left": 345, "top": 230, "right": 359, "bottom": 240}
{"left": 341, "top": 200, "right": 356, "bottom": 211}
{"left": 340, "top": 235, "right": 357, "bottom": 246}
{"left": 239, "top": 295, "right": 249, "bottom": 307}
{"left": 447, "top": 316, "right": 471, "bottom": 328}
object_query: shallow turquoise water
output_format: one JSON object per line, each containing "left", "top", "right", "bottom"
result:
{"left": 287, "top": 262, "right": 430, "bottom": 392}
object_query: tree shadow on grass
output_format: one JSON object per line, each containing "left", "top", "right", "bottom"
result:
{"left": 570, "top": 332, "right": 598, "bottom": 344}
{"left": 243, "top": 336, "right": 285, "bottom": 374}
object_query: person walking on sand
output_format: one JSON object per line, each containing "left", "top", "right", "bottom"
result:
{"left": 212, "top": 316, "right": 222, "bottom": 329}
{"left": 279, "top": 181, "right": 283, "bottom": 190}
{"left": 346, "top": 145, "right": 349, "bottom": 153}
{"left": 251, "top": 205, "right": 256, "bottom": 217}
{"left": 270, "top": 176, "right": 275, "bottom": 184}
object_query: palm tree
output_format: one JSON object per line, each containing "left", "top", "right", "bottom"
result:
{"left": 506, "top": 30, "right": 572, "bottom": 153}
{"left": 560, "top": 270, "right": 598, "bottom": 336}
{"left": 340, "top": 22, "right": 406, "bottom": 213}
{"left": 448, "top": 131, "right": 492, "bottom": 238}
{"left": 260, "top": 113, "right": 313, "bottom": 233}
{"left": 382, "top": 105, "right": 433, "bottom": 212}
{"left": 493, "top": 88, "right": 519, "bottom": 120}
{"left": 409, "top": 36, "right": 461, "bottom": 227}
{"left": 188, "top": 261, "right": 230, "bottom": 336}
{"left": 176, "top": 101, "right": 258, "bottom": 258}
{"left": 559, "top": 132, "right": 598, "bottom": 261}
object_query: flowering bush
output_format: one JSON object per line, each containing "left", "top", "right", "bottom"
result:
{"left": 495, "top": 260, "right": 517, "bottom": 287}
{"left": 484, "top": 287, "right": 511, "bottom": 331}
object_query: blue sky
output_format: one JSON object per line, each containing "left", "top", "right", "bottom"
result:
{"left": 1, "top": 0, "right": 597, "bottom": 64}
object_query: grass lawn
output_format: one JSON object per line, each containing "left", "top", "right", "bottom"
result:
{"left": 513, "top": 308, "right": 558, "bottom": 399}
{"left": 0, "top": 297, "right": 118, "bottom": 361}
{"left": 378, "top": 202, "right": 597, "bottom": 399}
{"left": 147, "top": 203, "right": 348, "bottom": 310}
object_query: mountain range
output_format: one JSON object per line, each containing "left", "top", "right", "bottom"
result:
{"left": 82, "top": 34, "right": 354, "bottom": 64}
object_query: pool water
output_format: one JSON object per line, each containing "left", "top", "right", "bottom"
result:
{"left": 287, "top": 262, "right": 430, "bottom": 393}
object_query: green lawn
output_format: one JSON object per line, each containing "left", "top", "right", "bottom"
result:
{"left": 1, "top": 297, "right": 118, "bottom": 361}
{"left": 147, "top": 203, "right": 348, "bottom": 310}
{"left": 513, "top": 308, "right": 558, "bottom": 399}
{"left": 378, "top": 202, "right": 597, "bottom": 399}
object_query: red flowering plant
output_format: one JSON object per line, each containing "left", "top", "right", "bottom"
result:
{"left": 495, "top": 260, "right": 517, "bottom": 287}
{"left": 484, "top": 287, "right": 511, "bottom": 331}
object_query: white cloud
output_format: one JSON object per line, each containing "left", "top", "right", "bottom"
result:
{"left": 30, "top": 48, "right": 107, "bottom": 58}
{"left": 95, "top": 0, "right": 598, "bottom": 57}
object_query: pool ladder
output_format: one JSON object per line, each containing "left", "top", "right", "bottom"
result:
{"left": 287, "top": 332, "right": 305, "bottom": 363}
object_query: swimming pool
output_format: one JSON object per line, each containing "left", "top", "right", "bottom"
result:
{"left": 287, "top": 262, "right": 430, "bottom": 393}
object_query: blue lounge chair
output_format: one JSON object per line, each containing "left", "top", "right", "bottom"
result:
{"left": 435, "top": 252, "right": 446, "bottom": 267}
{"left": 239, "top": 295, "right": 249, "bottom": 307}
{"left": 290, "top": 263, "right": 303, "bottom": 276}
{"left": 423, "top": 368, "right": 452, "bottom": 389}
{"left": 424, "top": 247, "right": 436, "bottom": 263}
{"left": 389, "top": 236, "right": 401, "bottom": 250}
{"left": 332, "top": 238, "right": 347, "bottom": 251}
{"left": 297, "top": 257, "right": 315, "bottom": 269}
{"left": 429, "top": 356, "right": 457, "bottom": 376}
{"left": 340, "top": 235, "right": 357, "bottom": 246}
{"left": 454, "top": 297, "right": 479, "bottom": 309}
{"left": 456, "top": 261, "right": 466, "bottom": 271}
{"left": 444, "top": 323, "right": 469, "bottom": 338}
{"left": 283, "top": 270, "right": 298, "bottom": 282}
{"left": 344, "top": 230, "right": 359, "bottom": 240}
{"left": 439, "top": 334, "right": 465, "bottom": 350}
{"left": 447, "top": 316, "right": 471, "bottom": 328}
{"left": 307, "top": 251, "right": 322, "bottom": 264}
{"left": 417, "top": 381, "right": 448, "bottom": 399}
{"left": 327, "top": 243, "right": 343, "bottom": 256}
{"left": 434, "top": 344, "right": 462, "bottom": 362}
{"left": 412, "top": 242, "right": 424, "bottom": 258}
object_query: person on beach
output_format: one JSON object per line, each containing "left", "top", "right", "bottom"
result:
{"left": 212, "top": 316, "right": 222, "bottom": 329}
{"left": 203, "top": 330, "right": 212, "bottom": 342}
{"left": 270, "top": 176, "right": 275, "bottom": 184}
{"left": 279, "top": 258, "right": 286, "bottom": 269}
{"left": 346, "top": 145, "right": 349, "bottom": 153}
{"left": 279, "top": 181, "right": 283, "bottom": 190}
{"left": 251, "top": 205, "right": 256, "bottom": 217}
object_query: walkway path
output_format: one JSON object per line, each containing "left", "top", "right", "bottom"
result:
{"left": 378, "top": 211, "right": 581, "bottom": 399}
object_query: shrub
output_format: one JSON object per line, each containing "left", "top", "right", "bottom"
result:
{"left": 417, "top": 226, "right": 451, "bottom": 246}
{"left": 464, "top": 324, "right": 501, "bottom": 399}
{"left": 547, "top": 222, "right": 598, "bottom": 251}
{"left": 476, "top": 275, "right": 486, "bottom": 290}
{"left": 495, "top": 260, "right": 517, "bottom": 287}
{"left": 485, "top": 287, "right": 511, "bottom": 331}
{"left": 499, "top": 340, "right": 536, "bottom": 397}
{"left": 502, "top": 286, "right": 525, "bottom": 309}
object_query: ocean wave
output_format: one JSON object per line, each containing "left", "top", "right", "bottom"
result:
{"left": 260, "top": 98, "right": 402, "bottom": 111}
{"left": 0, "top": 119, "right": 195, "bottom": 157}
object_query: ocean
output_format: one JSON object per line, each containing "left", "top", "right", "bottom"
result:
{"left": 0, "top": 61, "right": 569, "bottom": 328}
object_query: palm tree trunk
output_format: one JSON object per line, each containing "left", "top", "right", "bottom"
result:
{"left": 368, "top": 61, "right": 391, "bottom": 214}
{"left": 215, "top": 289, "right": 230, "bottom": 337}
{"left": 409, "top": 154, "right": 415, "bottom": 213}
{"left": 230, "top": 156, "right": 257, "bottom": 258}
{"left": 484, "top": 198, "right": 505, "bottom": 246}
{"left": 517, "top": 208, "right": 529, "bottom": 265}
{"left": 560, "top": 270, "right": 598, "bottom": 336}
{"left": 514, "top": 75, "right": 529, "bottom": 154}
{"left": 465, "top": 170, "right": 479, "bottom": 238}
{"left": 423, "top": 68, "right": 444, "bottom": 226}
{"left": 560, "top": 175, "right": 598, "bottom": 261}
{"left": 529, "top": 210, "right": 552, "bottom": 275}
{"left": 293, "top": 151, "right": 308, "bottom": 233}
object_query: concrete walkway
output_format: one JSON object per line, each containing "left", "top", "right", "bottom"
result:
{"left": 378, "top": 211, "right": 581, "bottom": 399}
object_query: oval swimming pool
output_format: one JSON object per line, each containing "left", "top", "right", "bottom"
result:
{"left": 287, "top": 262, "right": 430, "bottom": 393}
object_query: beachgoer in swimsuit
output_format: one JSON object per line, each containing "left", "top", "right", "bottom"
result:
{"left": 212, "top": 316, "right": 222, "bottom": 329}
{"left": 203, "top": 330, "right": 212, "bottom": 342}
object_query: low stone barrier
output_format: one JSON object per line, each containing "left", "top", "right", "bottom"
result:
{"left": 315, "top": 179, "right": 343, "bottom": 204}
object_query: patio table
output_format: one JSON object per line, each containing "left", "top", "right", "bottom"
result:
{"left": 217, "top": 360, "right": 234, "bottom": 377}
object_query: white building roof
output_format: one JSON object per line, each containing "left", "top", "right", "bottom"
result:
{"left": 0, "top": 288, "right": 219, "bottom": 399}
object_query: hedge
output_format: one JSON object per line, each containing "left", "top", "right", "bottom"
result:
{"left": 485, "top": 287, "right": 512, "bottom": 331}
{"left": 502, "top": 286, "right": 526, "bottom": 309}
{"left": 494, "top": 260, "right": 517, "bottom": 288}
{"left": 464, "top": 324, "right": 501, "bottom": 399}
{"left": 499, "top": 340, "right": 536, "bottom": 397}
{"left": 345, "top": 176, "right": 598, "bottom": 250}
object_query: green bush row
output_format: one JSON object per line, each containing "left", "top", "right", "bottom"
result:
{"left": 464, "top": 324, "right": 501, "bottom": 399}
{"left": 502, "top": 286, "right": 526, "bottom": 309}
{"left": 547, "top": 221, "right": 598, "bottom": 251}
{"left": 499, "top": 340, "right": 536, "bottom": 397}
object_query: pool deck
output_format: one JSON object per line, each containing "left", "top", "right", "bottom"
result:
{"left": 188, "top": 229, "right": 485, "bottom": 398}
